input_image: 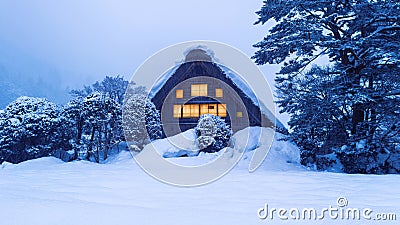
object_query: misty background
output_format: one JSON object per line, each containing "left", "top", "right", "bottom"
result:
{"left": 0, "top": 0, "right": 285, "bottom": 123}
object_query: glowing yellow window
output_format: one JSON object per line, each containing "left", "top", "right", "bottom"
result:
{"left": 190, "top": 104, "right": 199, "bottom": 117}
{"left": 176, "top": 89, "right": 183, "bottom": 98}
{"left": 215, "top": 88, "right": 223, "bottom": 98}
{"left": 182, "top": 105, "right": 191, "bottom": 118}
{"left": 173, "top": 105, "right": 182, "bottom": 118}
{"left": 208, "top": 104, "right": 217, "bottom": 116}
{"left": 218, "top": 104, "right": 227, "bottom": 117}
{"left": 200, "top": 104, "right": 217, "bottom": 116}
{"left": 236, "top": 111, "right": 243, "bottom": 118}
{"left": 200, "top": 104, "right": 209, "bottom": 115}
{"left": 191, "top": 84, "right": 208, "bottom": 96}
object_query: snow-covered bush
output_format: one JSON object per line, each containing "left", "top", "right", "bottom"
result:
{"left": 335, "top": 143, "right": 392, "bottom": 174}
{"left": 0, "top": 96, "right": 60, "bottom": 163}
{"left": 195, "top": 114, "right": 232, "bottom": 153}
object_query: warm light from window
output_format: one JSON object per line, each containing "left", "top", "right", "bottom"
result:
{"left": 176, "top": 89, "right": 183, "bottom": 98}
{"left": 216, "top": 88, "right": 223, "bottom": 98}
{"left": 191, "top": 84, "right": 208, "bottom": 96}
{"left": 201, "top": 104, "right": 217, "bottom": 115}
{"left": 200, "top": 104, "right": 209, "bottom": 116}
{"left": 190, "top": 104, "right": 199, "bottom": 117}
{"left": 218, "top": 104, "right": 227, "bottom": 117}
{"left": 173, "top": 105, "right": 182, "bottom": 118}
{"left": 182, "top": 105, "right": 191, "bottom": 118}
{"left": 174, "top": 104, "right": 227, "bottom": 118}
{"left": 236, "top": 111, "right": 243, "bottom": 118}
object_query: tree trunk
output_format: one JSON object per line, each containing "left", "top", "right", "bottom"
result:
{"left": 87, "top": 126, "right": 96, "bottom": 161}
{"left": 351, "top": 103, "right": 364, "bottom": 135}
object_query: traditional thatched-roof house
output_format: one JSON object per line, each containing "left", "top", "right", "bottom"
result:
{"left": 148, "top": 48, "right": 286, "bottom": 137}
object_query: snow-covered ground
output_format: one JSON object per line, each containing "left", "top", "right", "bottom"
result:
{"left": 1, "top": 128, "right": 399, "bottom": 225}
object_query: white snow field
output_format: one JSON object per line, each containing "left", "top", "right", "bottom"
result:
{"left": 1, "top": 128, "right": 399, "bottom": 225}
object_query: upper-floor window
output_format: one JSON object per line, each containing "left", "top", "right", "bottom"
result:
{"left": 191, "top": 84, "right": 208, "bottom": 96}
{"left": 215, "top": 88, "right": 223, "bottom": 98}
{"left": 176, "top": 89, "right": 183, "bottom": 98}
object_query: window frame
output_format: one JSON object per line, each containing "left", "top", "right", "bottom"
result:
{"left": 191, "top": 84, "right": 208, "bottom": 96}
{"left": 175, "top": 89, "right": 184, "bottom": 98}
{"left": 215, "top": 88, "right": 223, "bottom": 98}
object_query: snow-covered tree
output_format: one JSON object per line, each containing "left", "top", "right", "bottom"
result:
{"left": 92, "top": 75, "right": 128, "bottom": 105}
{"left": 122, "top": 85, "right": 162, "bottom": 150}
{"left": 0, "top": 96, "right": 60, "bottom": 163}
{"left": 145, "top": 100, "right": 163, "bottom": 141}
{"left": 70, "top": 75, "right": 129, "bottom": 105}
{"left": 65, "top": 76, "right": 129, "bottom": 162}
{"left": 123, "top": 92, "right": 148, "bottom": 150}
{"left": 195, "top": 114, "right": 232, "bottom": 153}
{"left": 253, "top": 0, "right": 400, "bottom": 173}
{"left": 61, "top": 96, "right": 85, "bottom": 160}
{"left": 81, "top": 92, "right": 121, "bottom": 162}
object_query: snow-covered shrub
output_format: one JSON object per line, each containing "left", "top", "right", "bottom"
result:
{"left": 195, "top": 114, "right": 232, "bottom": 153}
{"left": 335, "top": 143, "right": 391, "bottom": 174}
{"left": 316, "top": 155, "right": 338, "bottom": 171}
{"left": 0, "top": 96, "right": 60, "bottom": 163}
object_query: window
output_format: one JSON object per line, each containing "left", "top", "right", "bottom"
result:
{"left": 191, "top": 84, "right": 208, "bottom": 96}
{"left": 200, "top": 104, "right": 209, "bottom": 115}
{"left": 176, "top": 89, "right": 183, "bottom": 98}
{"left": 236, "top": 112, "right": 243, "bottom": 118}
{"left": 174, "top": 104, "right": 199, "bottom": 118}
{"left": 218, "top": 104, "right": 227, "bottom": 117}
{"left": 173, "top": 105, "right": 182, "bottom": 118}
{"left": 190, "top": 104, "right": 200, "bottom": 117}
{"left": 182, "top": 105, "right": 191, "bottom": 118}
{"left": 215, "top": 88, "right": 223, "bottom": 98}
{"left": 200, "top": 104, "right": 217, "bottom": 115}
{"left": 208, "top": 104, "right": 217, "bottom": 115}
{"left": 199, "top": 104, "right": 226, "bottom": 117}
{"left": 174, "top": 104, "right": 227, "bottom": 118}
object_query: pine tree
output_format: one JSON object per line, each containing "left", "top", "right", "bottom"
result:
{"left": 253, "top": 0, "right": 400, "bottom": 173}
{"left": 145, "top": 100, "right": 163, "bottom": 141}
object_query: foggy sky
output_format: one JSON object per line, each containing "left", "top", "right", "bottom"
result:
{"left": 0, "top": 0, "right": 287, "bottom": 123}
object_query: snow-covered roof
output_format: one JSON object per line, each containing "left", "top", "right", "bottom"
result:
{"left": 148, "top": 51, "right": 286, "bottom": 131}
{"left": 148, "top": 64, "right": 180, "bottom": 99}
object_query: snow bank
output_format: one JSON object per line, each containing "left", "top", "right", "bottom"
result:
{"left": 147, "top": 128, "right": 200, "bottom": 158}
{"left": 142, "top": 126, "right": 300, "bottom": 170}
